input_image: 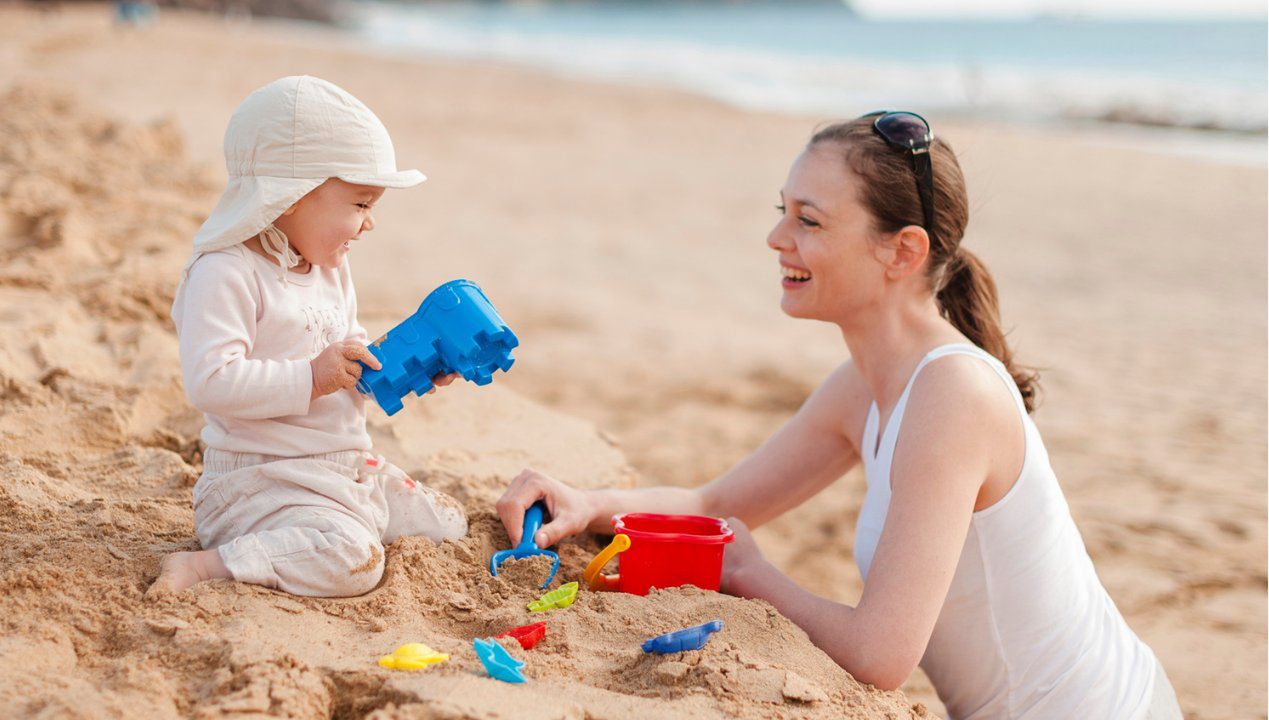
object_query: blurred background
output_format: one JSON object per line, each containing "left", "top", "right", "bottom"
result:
{"left": 350, "top": 1, "right": 1268, "bottom": 149}
{"left": 105, "top": 0, "right": 1269, "bottom": 155}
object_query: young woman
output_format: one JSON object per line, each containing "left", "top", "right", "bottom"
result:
{"left": 496, "top": 112, "right": 1182, "bottom": 719}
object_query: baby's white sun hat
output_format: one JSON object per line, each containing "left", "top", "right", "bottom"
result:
{"left": 186, "top": 75, "right": 425, "bottom": 277}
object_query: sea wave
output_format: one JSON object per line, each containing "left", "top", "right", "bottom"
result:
{"left": 353, "top": 3, "right": 1267, "bottom": 137}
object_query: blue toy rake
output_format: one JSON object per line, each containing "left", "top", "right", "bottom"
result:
{"left": 489, "top": 501, "right": 560, "bottom": 588}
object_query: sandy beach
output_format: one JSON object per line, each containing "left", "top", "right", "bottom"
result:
{"left": 0, "top": 5, "right": 1265, "bottom": 718}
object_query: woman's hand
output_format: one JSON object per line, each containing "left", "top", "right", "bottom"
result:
{"left": 720, "top": 517, "right": 772, "bottom": 598}
{"left": 310, "top": 340, "right": 381, "bottom": 400}
{"left": 495, "top": 468, "right": 596, "bottom": 548}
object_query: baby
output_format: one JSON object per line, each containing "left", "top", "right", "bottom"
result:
{"left": 151, "top": 76, "right": 467, "bottom": 597}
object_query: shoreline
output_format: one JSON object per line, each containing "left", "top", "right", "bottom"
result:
{"left": 347, "top": 0, "right": 1268, "bottom": 152}
{"left": 255, "top": 5, "right": 1269, "bottom": 167}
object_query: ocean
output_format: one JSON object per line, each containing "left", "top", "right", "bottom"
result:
{"left": 352, "top": 1, "right": 1268, "bottom": 163}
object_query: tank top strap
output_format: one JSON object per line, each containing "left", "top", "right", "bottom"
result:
{"left": 861, "top": 401, "right": 880, "bottom": 468}
{"left": 865, "top": 343, "right": 1027, "bottom": 466}
{"left": 921, "top": 343, "right": 1028, "bottom": 418}
{"left": 870, "top": 346, "right": 957, "bottom": 462}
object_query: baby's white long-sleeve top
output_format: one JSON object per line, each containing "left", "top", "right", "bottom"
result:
{"left": 171, "top": 244, "right": 372, "bottom": 456}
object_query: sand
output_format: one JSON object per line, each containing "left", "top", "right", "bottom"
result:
{"left": 0, "top": 5, "right": 1265, "bottom": 719}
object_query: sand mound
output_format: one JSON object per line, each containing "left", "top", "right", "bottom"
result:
{"left": 0, "top": 87, "right": 928, "bottom": 718}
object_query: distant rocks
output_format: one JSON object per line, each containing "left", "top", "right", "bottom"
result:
{"left": 155, "top": 0, "right": 345, "bottom": 25}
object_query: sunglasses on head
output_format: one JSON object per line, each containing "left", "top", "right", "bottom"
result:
{"left": 859, "top": 110, "right": 937, "bottom": 246}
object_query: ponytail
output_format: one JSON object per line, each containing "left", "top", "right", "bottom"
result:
{"left": 937, "top": 248, "right": 1040, "bottom": 413}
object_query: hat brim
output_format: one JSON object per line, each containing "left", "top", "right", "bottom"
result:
{"left": 336, "top": 169, "right": 426, "bottom": 189}
{"left": 192, "top": 175, "right": 326, "bottom": 255}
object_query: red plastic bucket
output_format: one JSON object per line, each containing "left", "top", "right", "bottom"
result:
{"left": 608, "top": 513, "right": 734, "bottom": 595}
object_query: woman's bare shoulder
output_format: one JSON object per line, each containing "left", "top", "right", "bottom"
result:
{"left": 910, "top": 353, "right": 1016, "bottom": 413}
{"left": 902, "top": 353, "right": 1023, "bottom": 460}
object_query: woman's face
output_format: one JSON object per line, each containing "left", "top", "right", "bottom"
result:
{"left": 767, "top": 143, "right": 886, "bottom": 324}
{"left": 275, "top": 178, "right": 385, "bottom": 269}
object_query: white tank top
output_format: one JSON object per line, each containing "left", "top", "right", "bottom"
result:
{"left": 854, "top": 344, "right": 1158, "bottom": 720}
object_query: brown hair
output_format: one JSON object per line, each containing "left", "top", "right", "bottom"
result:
{"left": 809, "top": 118, "right": 1040, "bottom": 412}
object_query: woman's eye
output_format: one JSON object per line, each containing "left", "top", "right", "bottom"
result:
{"left": 357, "top": 203, "right": 371, "bottom": 210}
{"left": 775, "top": 204, "right": 786, "bottom": 214}
{"left": 798, "top": 216, "right": 820, "bottom": 228}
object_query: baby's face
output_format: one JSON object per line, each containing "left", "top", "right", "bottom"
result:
{"left": 276, "top": 178, "right": 386, "bottom": 269}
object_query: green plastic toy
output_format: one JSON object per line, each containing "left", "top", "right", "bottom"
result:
{"left": 528, "top": 581, "right": 579, "bottom": 612}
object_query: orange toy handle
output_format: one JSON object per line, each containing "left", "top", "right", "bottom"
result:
{"left": 582, "top": 533, "right": 631, "bottom": 591}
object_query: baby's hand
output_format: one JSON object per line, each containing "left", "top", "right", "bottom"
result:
{"left": 426, "top": 372, "right": 460, "bottom": 394}
{"left": 310, "top": 340, "right": 381, "bottom": 401}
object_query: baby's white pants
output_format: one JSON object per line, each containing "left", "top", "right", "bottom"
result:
{"left": 193, "top": 448, "right": 467, "bottom": 597}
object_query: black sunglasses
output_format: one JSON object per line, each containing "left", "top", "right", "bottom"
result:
{"left": 860, "top": 110, "right": 937, "bottom": 246}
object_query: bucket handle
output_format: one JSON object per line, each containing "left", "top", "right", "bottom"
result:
{"left": 582, "top": 533, "right": 631, "bottom": 591}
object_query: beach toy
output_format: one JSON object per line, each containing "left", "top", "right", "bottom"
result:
{"left": 356, "top": 279, "right": 518, "bottom": 416}
{"left": 489, "top": 501, "right": 560, "bottom": 588}
{"left": 496, "top": 622, "right": 547, "bottom": 651}
{"left": 582, "top": 533, "right": 631, "bottom": 591}
{"left": 473, "top": 637, "right": 527, "bottom": 683}
{"left": 591, "top": 514, "right": 734, "bottom": 596}
{"left": 641, "top": 620, "right": 724, "bottom": 654}
{"left": 378, "top": 643, "right": 449, "bottom": 670}
{"left": 527, "top": 581, "right": 578, "bottom": 612}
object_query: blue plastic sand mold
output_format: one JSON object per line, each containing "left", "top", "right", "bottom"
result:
{"left": 488, "top": 501, "right": 561, "bottom": 588}
{"left": 356, "top": 279, "right": 519, "bottom": 416}
{"left": 473, "top": 637, "right": 527, "bottom": 683}
{"left": 642, "top": 620, "right": 724, "bottom": 654}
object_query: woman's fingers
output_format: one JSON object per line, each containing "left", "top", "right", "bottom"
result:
{"left": 725, "top": 516, "right": 761, "bottom": 553}
{"left": 534, "top": 511, "right": 583, "bottom": 549}
{"left": 493, "top": 468, "right": 590, "bottom": 548}
{"left": 495, "top": 469, "right": 545, "bottom": 546}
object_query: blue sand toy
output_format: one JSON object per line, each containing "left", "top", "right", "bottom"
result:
{"left": 489, "top": 501, "right": 561, "bottom": 588}
{"left": 356, "top": 279, "right": 518, "bottom": 416}
{"left": 473, "top": 638, "right": 527, "bottom": 683}
{"left": 642, "top": 620, "right": 724, "bottom": 654}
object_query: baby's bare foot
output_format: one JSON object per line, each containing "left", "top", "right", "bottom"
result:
{"left": 147, "top": 549, "right": 230, "bottom": 597}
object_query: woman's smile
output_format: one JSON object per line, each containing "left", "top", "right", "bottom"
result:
{"left": 781, "top": 263, "right": 813, "bottom": 289}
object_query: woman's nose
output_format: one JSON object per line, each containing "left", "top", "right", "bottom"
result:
{"left": 766, "top": 219, "right": 792, "bottom": 251}
{"left": 362, "top": 214, "right": 376, "bottom": 232}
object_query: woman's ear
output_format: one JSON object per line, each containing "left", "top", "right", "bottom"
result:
{"left": 883, "top": 225, "right": 930, "bottom": 280}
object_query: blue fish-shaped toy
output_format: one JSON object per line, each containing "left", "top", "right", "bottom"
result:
{"left": 473, "top": 637, "right": 527, "bottom": 683}
{"left": 641, "top": 620, "right": 724, "bottom": 654}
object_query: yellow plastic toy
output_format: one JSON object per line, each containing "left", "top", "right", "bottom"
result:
{"left": 378, "top": 643, "right": 449, "bottom": 670}
{"left": 582, "top": 533, "right": 631, "bottom": 591}
{"left": 528, "top": 581, "right": 579, "bottom": 612}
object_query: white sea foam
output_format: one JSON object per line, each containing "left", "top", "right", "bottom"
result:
{"left": 352, "top": 2, "right": 1267, "bottom": 164}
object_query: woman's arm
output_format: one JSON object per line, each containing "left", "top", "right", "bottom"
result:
{"left": 721, "top": 357, "right": 1013, "bottom": 690}
{"left": 696, "top": 361, "right": 869, "bottom": 527}
{"left": 496, "top": 361, "right": 869, "bottom": 547}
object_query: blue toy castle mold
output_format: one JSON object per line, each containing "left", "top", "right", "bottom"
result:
{"left": 356, "top": 280, "right": 519, "bottom": 416}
